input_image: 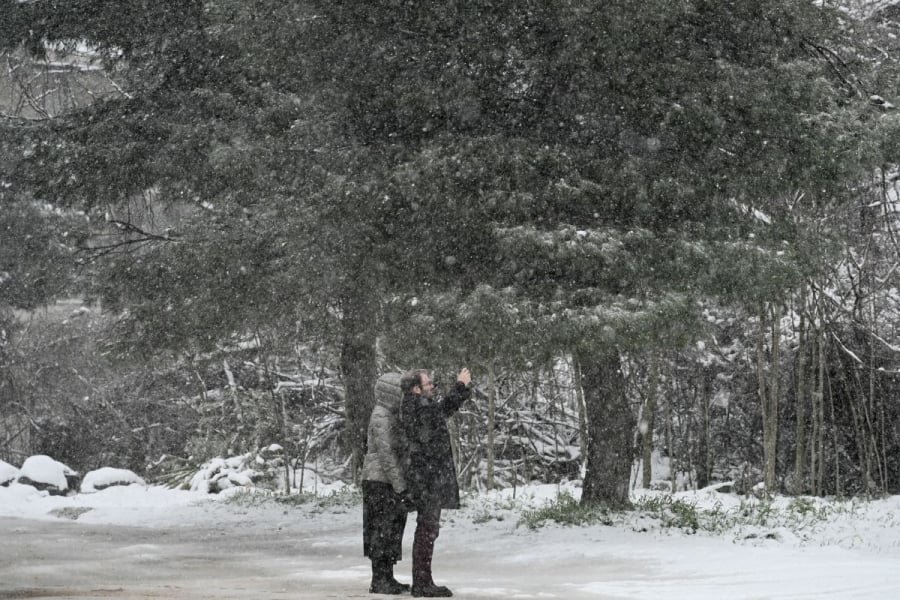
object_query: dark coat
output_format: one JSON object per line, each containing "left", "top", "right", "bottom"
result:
{"left": 399, "top": 381, "right": 471, "bottom": 510}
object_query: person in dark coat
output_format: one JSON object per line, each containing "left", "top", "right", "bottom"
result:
{"left": 399, "top": 367, "right": 472, "bottom": 598}
{"left": 361, "top": 372, "right": 412, "bottom": 594}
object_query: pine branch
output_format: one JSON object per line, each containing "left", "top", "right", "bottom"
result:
{"left": 76, "top": 221, "right": 177, "bottom": 262}
{"left": 800, "top": 37, "right": 866, "bottom": 98}
{"left": 106, "top": 219, "right": 177, "bottom": 242}
{"left": 0, "top": 111, "right": 45, "bottom": 122}
{"left": 5, "top": 55, "right": 52, "bottom": 119}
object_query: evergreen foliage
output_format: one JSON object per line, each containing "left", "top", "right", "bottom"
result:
{"left": 0, "top": 202, "right": 76, "bottom": 310}
{"left": 2, "top": 1, "right": 900, "bottom": 501}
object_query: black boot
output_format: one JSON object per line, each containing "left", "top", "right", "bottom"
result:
{"left": 411, "top": 523, "right": 452, "bottom": 597}
{"left": 370, "top": 558, "right": 411, "bottom": 595}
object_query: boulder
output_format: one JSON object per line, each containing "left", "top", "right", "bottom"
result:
{"left": 17, "top": 455, "right": 79, "bottom": 496}
{"left": 190, "top": 455, "right": 261, "bottom": 494}
{"left": 81, "top": 467, "right": 146, "bottom": 493}
{"left": 0, "top": 460, "right": 18, "bottom": 486}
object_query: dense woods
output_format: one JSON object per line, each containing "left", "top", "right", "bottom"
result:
{"left": 3, "top": 1, "right": 900, "bottom": 503}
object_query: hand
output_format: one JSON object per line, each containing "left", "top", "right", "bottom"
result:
{"left": 399, "top": 492, "right": 416, "bottom": 512}
{"left": 457, "top": 367, "right": 471, "bottom": 387}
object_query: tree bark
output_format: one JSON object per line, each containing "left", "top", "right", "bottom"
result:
{"left": 765, "top": 304, "right": 781, "bottom": 493}
{"left": 697, "top": 366, "right": 712, "bottom": 489}
{"left": 826, "top": 356, "right": 837, "bottom": 497}
{"left": 339, "top": 287, "right": 378, "bottom": 483}
{"left": 486, "top": 360, "right": 497, "bottom": 489}
{"left": 810, "top": 323, "right": 823, "bottom": 495}
{"left": 757, "top": 303, "right": 782, "bottom": 494}
{"left": 866, "top": 295, "right": 886, "bottom": 494}
{"left": 579, "top": 348, "right": 634, "bottom": 508}
{"left": 665, "top": 369, "right": 676, "bottom": 492}
{"left": 572, "top": 354, "right": 588, "bottom": 469}
{"left": 756, "top": 304, "right": 769, "bottom": 491}
{"left": 641, "top": 355, "right": 658, "bottom": 489}
{"left": 794, "top": 291, "right": 807, "bottom": 495}
{"left": 844, "top": 360, "right": 869, "bottom": 497}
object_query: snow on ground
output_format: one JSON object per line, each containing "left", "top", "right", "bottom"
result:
{"left": 2, "top": 480, "right": 900, "bottom": 599}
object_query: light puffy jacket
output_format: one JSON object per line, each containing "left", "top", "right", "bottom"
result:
{"left": 361, "top": 372, "right": 407, "bottom": 494}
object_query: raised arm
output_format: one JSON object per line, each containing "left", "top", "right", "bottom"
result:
{"left": 441, "top": 368, "right": 472, "bottom": 416}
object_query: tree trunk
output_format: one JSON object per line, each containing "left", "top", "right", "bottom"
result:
{"left": 641, "top": 355, "right": 658, "bottom": 489}
{"left": 794, "top": 290, "right": 807, "bottom": 495}
{"left": 339, "top": 287, "right": 378, "bottom": 483}
{"left": 448, "top": 412, "right": 460, "bottom": 483}
{"left": 579, "top": 348, "right": 634, "bottom": 508}
{"left": 486, "top": 360, "right": 497, "bottom": 489}
{"left": 844, "top": 363, "right": 870, "bottom": 497}
{"left": 757, "top": 302, "right": 783, "bottom": 494}
{"left": 866, "top": 297, "right": 886, "bottom": 495}
{"left": 572, "top": 354, "right": 588, "bottom": 469}
{"left": 878, "top": 374, "right": 889, "bottom": 495}
{"left": 756, "top": 304, "right": 769, "bottom": 491}
{"left": 665, "top": 369, "right": 676, "bottom": 492}
{"left": 826, "top": 357, "right": 837, "bottom": 497}
{"left": 810, "top": 323, "right": 823, "bottom": 496}
{"left": 765, "top": 304, "right": 781, "bottom": 493}
{"left": 696, "top": 366, "right": 712, "bottom": 489}
{"left": 263, "top": 351, "right": 291, "bottom": 492}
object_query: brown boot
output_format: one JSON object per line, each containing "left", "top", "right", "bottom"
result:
{"left": 412, "top": 585, "right": 452, "bottom": 598}
{"left": 411, "top": 522, "right": 452, "bottom": 597}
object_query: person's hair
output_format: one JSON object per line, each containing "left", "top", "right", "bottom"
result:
{"left": 400, "top": 369, "right": 427, "bottom": 394}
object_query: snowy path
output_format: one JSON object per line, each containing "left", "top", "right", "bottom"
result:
{"left": 3, "top": 514, "right": 900, "bottom": 599}
{"left": 2, "top": 516, "right": 376, "bottom": 599}
{"left": 1, "top": 515, "right": 628, "bottom": 600}
{"left": 2, "top": 485, "right": 900, "bottom": 599}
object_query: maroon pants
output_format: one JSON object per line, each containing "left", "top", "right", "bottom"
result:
{"left": 412, "top": 506, "right": 441, "bottom": 587}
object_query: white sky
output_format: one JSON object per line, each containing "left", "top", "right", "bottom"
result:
{"left": 2, "top": 478, "right": 899, "bottom": 599}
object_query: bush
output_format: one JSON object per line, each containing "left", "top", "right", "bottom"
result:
{"left": 518, "top": 491, "right": 612, "bottom": 529}
{"left": 222, "top": 485, "right": 360, "bottom": 511}
{"left": 634, "top": 495, "right": 704, "bottom": 533}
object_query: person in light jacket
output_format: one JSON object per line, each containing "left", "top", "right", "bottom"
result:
{"left": 361, "top": 372, "right": 412, "bottom": 594}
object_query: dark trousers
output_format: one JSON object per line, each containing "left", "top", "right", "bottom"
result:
{"left": 362, "top": 480, "right": 408, "bottom": 563}
{"left": 412, "top": 505, "right": 442, "bottom": 587}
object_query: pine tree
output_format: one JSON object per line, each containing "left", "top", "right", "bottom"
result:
{"left": 327, "top": 0, "right": 876, "bottom": 505}
{"left": 5, "top": 1, "right": 887, "bottom": 501}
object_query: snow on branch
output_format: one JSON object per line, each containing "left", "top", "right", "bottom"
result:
{"left": 831, "top": 332, "right": 864, "bottom": 365}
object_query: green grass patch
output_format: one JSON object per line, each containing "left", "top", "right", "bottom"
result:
{"left": 518, "top": 491, "right": 613, "bottom": 529}
{"left": 634, "top": 495, "right": 704, "bottom": 533}
{"left": 631, "top": 494, "right": 865, "bottom": 536}
{"left": 222, "top": 486, "right": 361, "bottom": 511}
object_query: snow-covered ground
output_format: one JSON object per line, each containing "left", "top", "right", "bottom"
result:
{"left": 2, "top": 480, "right": 900, "bottom": 599}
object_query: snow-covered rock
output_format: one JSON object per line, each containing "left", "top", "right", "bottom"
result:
{"left": 17, "top": 455, "right": 79, "bottom": 495}
{"left": 80, "top": 468, "right": 146, "bottom": 493}
{"left": 0, "top": 460, "right": 18, "bottom": 486}
{"left": 258, "top": 444, "right": 285, "bottom": 465}
{"left": 189, "top": 455, "right": 261, "bottom": 494}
